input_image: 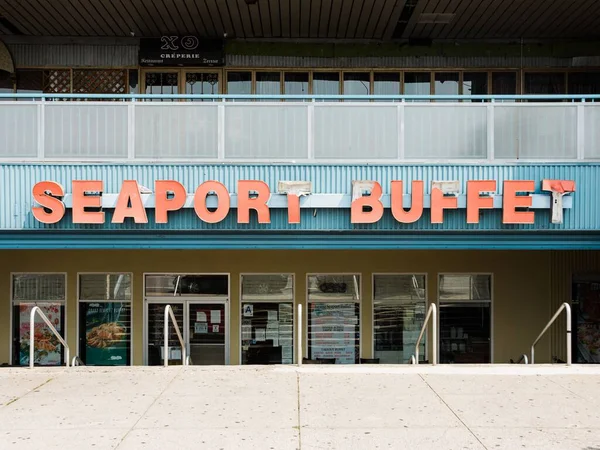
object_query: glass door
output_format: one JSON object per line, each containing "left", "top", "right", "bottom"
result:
{"left": 146, "top": 301, "right": 185, "bottom": 366}
{"left": 144, "top": 274, "right": 229, "bottom": 365}
{"left": 141, "top": 70, "right": 222, "bottom": 100}
{"left": 184, "top": 71, "right": 221, "bottom": 99}
{"left": 187, "top": 302, "right": 227, "bottom": 365}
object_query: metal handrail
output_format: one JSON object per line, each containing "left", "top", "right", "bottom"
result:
{"left": 411, "top": 303, "right": 437, "bottom": 365}
{"left": 0, "top": 93, "right": 599, "bottom": 100}
{"left": 29, "top": 306, "right": 70, "bottom": 368}
{"left": 186, "top": 355, "right": 193, "bottom": 366}
{"left": 297, "top": 303, "right": 303, "bottom": 366}
{"left": 164, "top": 305, "right": 188, "bottom": 367}
{"left": 531, "top": 302, "right": 571, "bottom": 365}
{"left": 511, "top": 354, "right": 529, "bottom": 364}
{"left": 71, "top": 356, "right": 85, "bottom": 366}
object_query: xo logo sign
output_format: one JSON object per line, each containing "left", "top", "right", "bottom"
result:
{"left": 160, "top": 36, "right": 200, "bottom": 51}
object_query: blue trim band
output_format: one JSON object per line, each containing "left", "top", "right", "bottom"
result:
{"left": 0, "top": 232, "right": 599, "bottom": 250}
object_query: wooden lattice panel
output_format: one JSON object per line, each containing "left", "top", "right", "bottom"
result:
{"left": 72, "top": 69, "right": 127, "bottom": 94}
{"left": 43, "top": 69, "right": 71, "bottom": 93}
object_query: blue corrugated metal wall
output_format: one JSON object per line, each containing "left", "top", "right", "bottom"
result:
{"left": 1, "top": 163, "right": 598, "bottom": 232}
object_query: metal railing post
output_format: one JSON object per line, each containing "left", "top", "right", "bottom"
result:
{"left": 297, "top": 303, "right": 303, "bottom": 366}
{"left": 530, "top": 302, "right": 571, "bottom": 365}
{"left": 29, "top": 306, "right": 70, "bottom": 368}
{"left": 307, "top": 99, "right": 314, "bottom": 160}
{"left": 164, "top": 305, "right": 187, "bottom": 367}
{"left": 412, "top": 303, "right": 437, "bottom": 365}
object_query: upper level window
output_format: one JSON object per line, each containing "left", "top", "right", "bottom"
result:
{"left": 284, "top": 72, "right": 309, "bottom": 96}
{"left": 435, "top": 72, "right": 459, "bottom": 97}
{"left": 0, "top": 70, "right": 12, "bottom": 95}
{"left": 227, "top": 71, "right": 252, "bottom": 97}
{"left": 569, "top": 72, "right": 600, "bottom": 95}
{"left": 463, "top": 72, "right": 488, "bottom": 101}
{"left": 405, "top": 72, "right": 431, "bottom": 96}
{"left": 313, "top": 72, "right": 340, "bottom": 96}
{"left": 374, "top": 72, "right": 401, "bottom": 97}
{"left": 525, "top": 72, "right": 566, "bottom": 101}
{"left": 343, "top": 72, "right": 370, "bottom": 96}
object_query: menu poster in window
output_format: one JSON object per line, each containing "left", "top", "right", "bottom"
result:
{"left": 18, "top": 303, "right": 62, "bottom": 366}
{"left": 83, "top": 302, "right": 129, "bottom": 366}
{"left": 310, "top": 303, "right": 358, "bottom": 364}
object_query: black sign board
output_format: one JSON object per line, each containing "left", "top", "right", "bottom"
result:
{"left": 139, "top": 37, "right": 225, "bottom": 67}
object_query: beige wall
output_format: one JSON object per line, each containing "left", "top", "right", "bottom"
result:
{"left": 0, "top": 249, "right": 557, "bottom": 366}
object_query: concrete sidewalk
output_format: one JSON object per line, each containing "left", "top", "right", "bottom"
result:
{"left": 1, "top": 365, "right": 600, "bottom": 450}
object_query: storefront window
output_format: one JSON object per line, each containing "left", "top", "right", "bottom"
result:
{"left": 439, "top": 274, "right": 492, "bottom": 364}
{"left": 373, "top": 275, "right": 426, "bottom": 364}
{"left": 145, "top": 274, "right": 228, "bottom": 297}
{"left": 307, "top": 274, "right": 360, "bottom": 364}
{"left": 78, "top": 274, "right": 132, "bottom": 366}
{"left": 12, "top": 274, "right": 66, "bottom": 366}
{"left": 241, "top": 274, "right": 294, "bottom": 364}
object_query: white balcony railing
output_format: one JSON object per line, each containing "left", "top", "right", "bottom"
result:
{"left": 0, "top": 94, "right": 598, "bottom": 162}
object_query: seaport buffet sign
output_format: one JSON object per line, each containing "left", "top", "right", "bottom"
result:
{"left": 31, "top": 179, "right": 575, "bottom": 226}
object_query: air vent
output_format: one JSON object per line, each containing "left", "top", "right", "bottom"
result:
{"left": 0, "top": 16, "right": 23, "bottom": 34}
{"left": 417, "top": 13, "right": 455, "bottom": 24}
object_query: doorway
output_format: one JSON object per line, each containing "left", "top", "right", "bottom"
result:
{"left": 144, "top": 274, "right": 229, "bottom": 365}
{"left": 572, "top": 277, "right": 600, "bottom": 363}
{"left": 438, "top": 274, "right": 492, "bottom": 364}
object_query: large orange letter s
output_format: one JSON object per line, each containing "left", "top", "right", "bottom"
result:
{"left": 32, "top": 181, "right": 65, "bottom": 224}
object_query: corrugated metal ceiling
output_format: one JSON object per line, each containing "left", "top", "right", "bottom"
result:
{"left": 0, "top": 0, "right": 598, "bottom": 40}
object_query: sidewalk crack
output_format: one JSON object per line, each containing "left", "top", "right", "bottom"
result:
{"left": 419, "top": 374, "right": 489, "bottom": 450}
{"left": 296, "top": 371, "right": 302, "bottom": 450}
{"left": 114, "top": 368, "right": 183, "bottom": 450}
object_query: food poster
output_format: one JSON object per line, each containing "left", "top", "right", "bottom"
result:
{"left": 241, "top": 302, "right": 294, "bottom": 364}
{"left": 83, "top": 302, "right": 130, "bottom": 366}
{"left": 309, "top": 302, "right": 359, "bottom": 364}
{"left": 17, "top": 303, "right": 63, "bottom": 366}
{"left": 574, "top": 281, "right": 600, "bottom": 363}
